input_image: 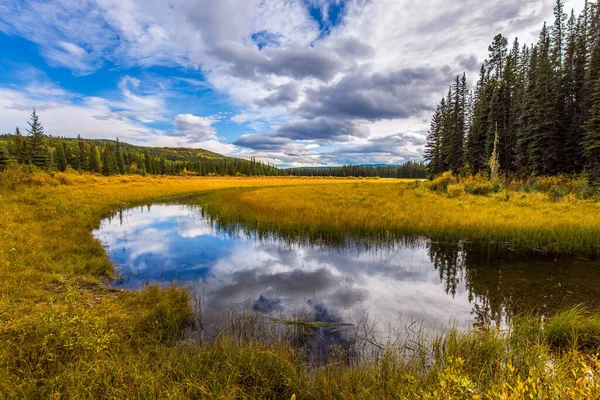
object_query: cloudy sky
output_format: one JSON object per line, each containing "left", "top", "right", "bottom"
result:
{"left": 0, "top": 0, "right": 587, "bottom": 167}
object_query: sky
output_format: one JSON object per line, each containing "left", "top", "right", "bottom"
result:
{"left": 0, "top": 0, "right": 587, "bottom": 167}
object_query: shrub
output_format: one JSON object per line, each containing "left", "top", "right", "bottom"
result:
{"left": 0, "top": 166, "right": 29, "bottom": 189}
{"left": 447, "top": 184, "right": 464, "bottom": 198}
{"left": 462, "top": 173, "right": 495, "bottom": 195}
{"left": 429, "top": 171, "right": 458, "bottom": 192}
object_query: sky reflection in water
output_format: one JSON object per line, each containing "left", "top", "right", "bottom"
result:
{"left": 93, "top": 204, "right": 600, "bottom": 337}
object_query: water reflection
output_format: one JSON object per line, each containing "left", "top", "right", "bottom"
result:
{"left": 94, "top": 204, "right": 600, "bottom": 339}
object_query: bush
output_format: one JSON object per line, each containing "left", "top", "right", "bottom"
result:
{"left": 429, "top": 171, "right": 458, "bottom": 192}
{"left": 447, "top": 183, "right": 464, "bottom": 198}
{"left": 0, "top": 166, "right": 29, "bottom": 189}
{"left": 462, "top": 173, "right": 495, "bottom": 195}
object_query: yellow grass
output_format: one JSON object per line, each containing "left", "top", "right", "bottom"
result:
{"left": 200, "top": 180, "right": 600, "bottom": 254}
{"left": 1, "top": 171, "right": 599, "bottom": 398}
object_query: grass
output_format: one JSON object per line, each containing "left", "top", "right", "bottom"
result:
{"left": 198, "top": 179, "right": 600, "bottom": 255}
{"left": 0, "top": 169, "right": 599, "bottom": 398}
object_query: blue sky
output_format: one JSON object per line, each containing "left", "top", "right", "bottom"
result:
{"left": 0, "top": 0, "right": 586, "bottom": 167}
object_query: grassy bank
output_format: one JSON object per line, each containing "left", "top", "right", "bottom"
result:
{"left": 199, "top": 180, "right": 600, "bottom": 255}
{"left": 1, "top": 171, "right": 600, "bottom": 398}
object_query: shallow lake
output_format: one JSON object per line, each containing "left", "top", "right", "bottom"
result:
{"left": 94, "top": 203, "right": 600, "bottom": 341}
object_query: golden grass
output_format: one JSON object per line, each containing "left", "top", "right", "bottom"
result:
{"left": 200, "top": 180, "right": 600, "bottom": 254}
{"left": 1, "top": 171, "right": 599, "bottom": 398}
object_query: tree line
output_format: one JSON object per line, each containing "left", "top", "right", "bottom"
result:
{"left": 0, "top": 110, "right": 425, "bottom": 178}
{"left": 425, "top": 0, "right": 600, "bottom": 182}
{"left": 288, "top": 162, "right": 426, "bottom": 178}
{"left": 0, "top": 110, "right": 282, "bottom": 176}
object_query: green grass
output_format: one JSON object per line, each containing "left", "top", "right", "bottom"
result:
{"left": 1, "top": 170, "right": 600, "bottom": 398}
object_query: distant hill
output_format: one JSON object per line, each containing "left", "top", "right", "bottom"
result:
{"left": 0, "top": 134, "right": 426, "bottom": 178}
{"left": 0, "top": 134, "right": 281, "bottom": 176}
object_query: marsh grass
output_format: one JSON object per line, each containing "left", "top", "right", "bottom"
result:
{"left": 1, "top": 170, "right": 600, "bottom": 398}
{"left": 197, "top": 179, "right": 600, "bottom": 256}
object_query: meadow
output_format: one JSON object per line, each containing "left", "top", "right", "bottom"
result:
{"left": 1, "top": 169, "right": 600, "bottom": 398}
{"left": 199, "top": 176, "right": 600, "bottom": 256}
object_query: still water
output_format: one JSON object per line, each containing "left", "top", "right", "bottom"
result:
{"left": 93, "top": 203, "right": 600, "bottom": 338}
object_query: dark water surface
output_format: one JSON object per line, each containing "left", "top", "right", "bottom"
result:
{"left": 93, "top": 204, "right": 600, "bottom": 339}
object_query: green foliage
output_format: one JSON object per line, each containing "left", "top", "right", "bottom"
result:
{"left": 26, "top": 109, "right": 50, "bottom": 169}
{"left": 288, "top": 161, "right": 427, "bottom": 179}
{"left": 0, "top": 141, "right": 12, "bottom": 171}
{"left": 428, "top": 1, "right": 600, "bottom": 180}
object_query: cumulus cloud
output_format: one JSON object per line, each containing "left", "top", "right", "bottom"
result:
{"left": 173, "top": 114, "right": 218, "bottom": 140}
{"left": 255, "top": 82, "right": 300, "bottom": 107}
{"left": 298, "top": 66, "right": 452, "bottom": 121}
{"left": 0, "top": 0, "right": 587, "bottom": 166}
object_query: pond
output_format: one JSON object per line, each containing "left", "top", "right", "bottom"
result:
{"left": 93, "top": 203, "right": 600, "bottom": 343}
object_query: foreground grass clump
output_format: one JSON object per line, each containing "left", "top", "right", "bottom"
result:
{"left": 0, "top": 170, "right": 599, "bottom": 398}
{"left": 200, "top": 179, "right": 600, "bottom": 255}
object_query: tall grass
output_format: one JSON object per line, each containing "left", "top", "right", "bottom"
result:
{"left": 198, "top": 179, "right": 600, "bottom": 255}
{"left": 1, "top": 169, "right": 600, "bottom": 397}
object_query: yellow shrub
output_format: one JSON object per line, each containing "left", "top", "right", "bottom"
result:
{"left": 462, "top": 173, "right": 496, "bottom": 195}
{"left": 447, "top": 184, "right": 464, "bottom": 198}
{"left": 430, "top": 171, "right": 458, "bottom": 191}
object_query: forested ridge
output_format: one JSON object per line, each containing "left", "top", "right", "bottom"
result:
{"left": 0, "top": 111, "right": 425, "bottom": 178}
{"left": 425, "top": 0, "right": 600, "bottom": 182}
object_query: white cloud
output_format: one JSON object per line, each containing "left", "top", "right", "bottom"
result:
{"left": 173, "top": 113, "right": 217, "bottom": 141}
{"left": 0, "top": 0, "right": 590, "bottom": 166}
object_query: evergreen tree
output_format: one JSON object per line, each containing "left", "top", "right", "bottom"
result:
{"left": 26, "top": 109, "right": 49, "bottom": 169}
{"left": 467, "top": 65, "right": 491, "bottom": 173}
{"left": 583, "top": 75, "right": 600, "bottom": 182}
{"left": 425, "top": 104, "right": 443, "bottom": 176}
{"left": 487, "top": 34, "right": 509, "bottom": 79}
{"left": 89, "top": 145, "right": 101, "bottom": 173}
{"left": 78, "top": 135, "right": 87, "bottom": 171}
{"left": 55, "top": 142, "right": 68, "bottom": 172}
{"left": 102, "top": 145, "right": 118, "bottom": 176}
{"left": 116, "top": 139, "right": 125, "bottom": 174}
{"left": 13, "top": 127, "right": 25, "bottom": 163}
{"left": 0, "top": 142, "right": 11, "bottom": 171}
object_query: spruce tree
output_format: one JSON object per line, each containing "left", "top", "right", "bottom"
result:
{"left": 13, "top": 127, "right": 25, "bottom": 163}
{"left": 55, "top": 142, "right": 68, "bottom": 172}
{"left": 425, "top": 103, "right": 443, "bottom": 176}
{"left": 78, "top": 135, "right": 87, "bottom": 171}
{"left": 116, "top": 139, "right": 125, "bottom": 174}
{"left": 487, "top": 34, "right": 509, "bottom": 79}
{"left": 467, "top": 65, "right": 491, "bottom": 173}
{"left": 26, "top": 109, "right": 49, "bottom": 169}
{"left": 583, "top": 76, "right": 600, "bottom": 182}
{"left": 89, "top": 145, "right": 101, "bottom": 173}
{"left": 0, "top": 142, "right": 11, "bottom": 171}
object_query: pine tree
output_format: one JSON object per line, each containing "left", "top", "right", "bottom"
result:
{"left": 425, "top": 103, "right": 443, "bottom": 176}
{"left": 0, "top": 142, "right": 11, "bottom": 171}
{"left": 528, "top": 24, "right": 561, "bottom": 175}
{"left": 13, "top": 127, "right": 25, "bottom": 163}
{"left": 116, "top": 139, "right": 125, "bottom": 174}
{"left": 487, "top": 34, "right": 509, "bottom": 79}
{"left": 78, "top": 135, "right": 87, "bottom": 171}
{"left": 583, "top": 76, "right": 600, "bottom": 182}
{"left": 467, "top": 65, "right": 491, "bottom": 173}
{"left": 26, "top": 109, "right": 49, "bottom": 169}
{"left": 55, "top": 142, "right": 68, "bottom": 172}
{"left": 102, "top": 145, "right": 118, "bottom": 176}
{"left": 551, "top": 0, "right": 567, "bottom": 67}
{"left": 89, "top": 145, "right": 101, "bottom": 173}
